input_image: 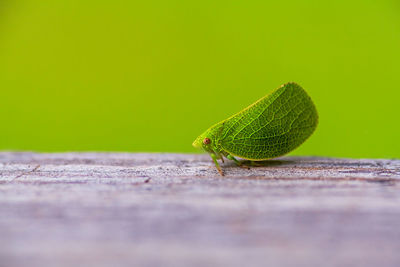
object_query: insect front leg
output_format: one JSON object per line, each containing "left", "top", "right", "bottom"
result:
{"left": 210, "top": 153, "right": 224, "bottom": 176}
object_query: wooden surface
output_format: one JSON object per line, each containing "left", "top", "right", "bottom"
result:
{"left": 1, "top": 152, "right": 400, "bottom": 267}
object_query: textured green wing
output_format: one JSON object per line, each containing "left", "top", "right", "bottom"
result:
{"left": 219, "top": 82, "right": 318, "bottom": 160}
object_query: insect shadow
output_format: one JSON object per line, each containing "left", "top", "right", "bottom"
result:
{"left": 226, "top": 159, "right": 294, "bottom": 168}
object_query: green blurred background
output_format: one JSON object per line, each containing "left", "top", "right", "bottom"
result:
{"left": 1, "top": 0, "right": 399, "bottom": 158}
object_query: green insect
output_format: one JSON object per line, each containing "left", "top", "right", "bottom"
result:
{"left": 193, "top": 82, "right": 318, "bottom": 175}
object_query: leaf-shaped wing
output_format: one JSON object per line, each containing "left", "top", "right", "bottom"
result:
{"left": 219, "top": 82, "right": 318, "bottom": 160}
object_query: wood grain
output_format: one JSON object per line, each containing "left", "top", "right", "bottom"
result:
{"left": 1, "top": 152, "right": 400, "bottom": 267}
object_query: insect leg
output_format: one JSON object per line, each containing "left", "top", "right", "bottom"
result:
{"left": 226, "top": 154, "right": 240, "bottom": 164}
{"left": 226, "top": 154, "right": 250, "bottom": 169}
{"left": 210, "top": 153, "right": 224, "bottom": 176}
{"left": 249, "top": 161, "right": 263, "bottom": 167}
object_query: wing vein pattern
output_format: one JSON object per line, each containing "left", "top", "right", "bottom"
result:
{"left": 219, "top": 83, "right": 318, "bottom": 160}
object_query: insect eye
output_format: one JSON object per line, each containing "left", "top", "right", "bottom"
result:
{"left": 203, "top": 138, "right": 211, "bottom": 145}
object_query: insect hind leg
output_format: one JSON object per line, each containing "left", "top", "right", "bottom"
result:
{"left": 226, "top": 154, "right": 250, "bottom": 169}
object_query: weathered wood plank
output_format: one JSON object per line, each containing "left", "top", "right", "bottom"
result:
{"left": 1, "top": 152, "right": 400, "bottom": 267}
